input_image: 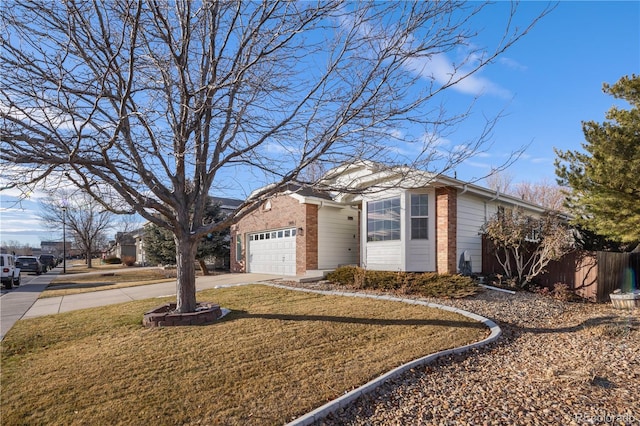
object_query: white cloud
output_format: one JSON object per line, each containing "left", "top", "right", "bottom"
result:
{"left": 405, "top": 53, "right": 512, "bottom": 98}
{"left": 531, "top": 157, "right": 552, "bottom": 164}
{"left": 421, "top": 132, "right": 451, "bottom": 147}
{"left": 336, "top": 8, "right": 512, "bottom": 99}
{"left": 462, "top": 159, "right": 493, "bottom": 169}
{"left": 499, "top": 57, "right": 528, "bottom": 71}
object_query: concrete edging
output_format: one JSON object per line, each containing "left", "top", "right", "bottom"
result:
{"left": 258, "top": 284, "right": 502, "bottom": 426}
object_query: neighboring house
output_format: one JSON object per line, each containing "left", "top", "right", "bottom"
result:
{"left": 41, "top": 241, "right": 70, "bottom": 258}
{"left": 231, "top": 162, "right": 547, "bottom": 276}
{"left": 214, "top": 197, "right": 244, "bottom": 217}
{"left": 132, "top": 228, "right": 147, "bottom": 266}
{"left": 107, "top": 231, "right": 137, "bottom": 260}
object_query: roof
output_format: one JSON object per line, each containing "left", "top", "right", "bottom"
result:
{"left": 321, "top": 161, "right": 551, "bottom": 213}
{"left": 210, "top": 196, "right": 244, "bottom": 210}
{"left": 246, "top": 161, "right": 556, "bottom": 214}
{"left": 281, "top": 183, "right": 334, "bottom": 201}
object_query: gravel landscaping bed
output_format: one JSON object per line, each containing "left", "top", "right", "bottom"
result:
{"left": 278, "top": 281, "right": 640, "bottom": 426}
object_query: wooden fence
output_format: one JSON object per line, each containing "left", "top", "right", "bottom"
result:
{"left": 482, "top": 237, "right": 639, "bottom": 302}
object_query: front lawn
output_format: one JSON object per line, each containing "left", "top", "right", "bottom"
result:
{"left": 1, "top": 285, "right": 486, "bottom": 425}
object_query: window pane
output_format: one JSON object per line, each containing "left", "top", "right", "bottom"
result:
{"left": 411, "top": 194, "right": 428, "bottom": 216}
{"left": 367, "top": 197, "right": 401, "bottom": 241}
{"left": 236, "top": 237, "right": 242, "bottom": 261}
{"left": 411, "top": 218, "right": 428, "bottom": 239}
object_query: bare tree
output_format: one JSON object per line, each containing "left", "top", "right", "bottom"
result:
{"left": 485, "top": 170, "right": 567, "bottom": 211}
{"left": 482, "top": 207, "right": 574, "bottom": 288}
{"left": 1, "top": 1, "right": 551, "bottom": 312}
{"left": 485, "top": 168, "right": 514, "bottom": 193}
{"left": 40, "top": 193, "right": 114, "bottom": 268}
{"left": 0, "top": 240, "right": 35, "bottom": 256}
{"left": 512, "top": 179, "right": 567, "bottom": 212}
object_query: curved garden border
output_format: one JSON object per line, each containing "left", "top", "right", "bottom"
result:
{"left": 257, "top": 284, "right": 503, "bottom": 426}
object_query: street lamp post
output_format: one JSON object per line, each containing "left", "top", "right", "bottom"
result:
{"left": 62, "top": 206, "right": 67, "bottom": 274}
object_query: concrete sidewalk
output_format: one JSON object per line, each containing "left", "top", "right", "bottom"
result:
{"left": 1, "top": 270, "right": 283, "bottom": 340}
{"left": 1, "top": 269, "right": 61, "bottom": 340}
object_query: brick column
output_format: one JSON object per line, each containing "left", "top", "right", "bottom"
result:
{"left": 300, "top": 204, "right": 318, "bottom": 273}
{"left": 436, "top": 187, "right": 457, "bottom": 274}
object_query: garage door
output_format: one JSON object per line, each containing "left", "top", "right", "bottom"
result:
{"left": 248, "top": 228, "right": 297, "bottom": 275}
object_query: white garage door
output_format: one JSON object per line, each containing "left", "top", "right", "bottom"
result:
{"left": 248, "top": 228, "right": 297, "bottom": 275}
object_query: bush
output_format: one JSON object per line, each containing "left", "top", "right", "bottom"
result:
{"left": 533, "top": 282, "right": 575, "bottom": 301}
{"left": 327, "top": 266, "right": 479, "bottom": 299}
{"left": 551, "top": 282, "right": 572, "bottom": 302}
{"left": 122, "top": 256, "right": 136, "bottom": 267}
{"left": 103, "top": 256, "right": 122, "bottom": 264}
{"left": 326, "top": 265, "right": 359, "bottom": 285}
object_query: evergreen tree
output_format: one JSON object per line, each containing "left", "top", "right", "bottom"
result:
{"left": 555, "top": 75, "right": 640, "bottom": 246}
{"left": 145, "top": 200, "right": 230, "bottom": 274}
{"left": 144, "top": 225, "right": 176, "bottom": 266}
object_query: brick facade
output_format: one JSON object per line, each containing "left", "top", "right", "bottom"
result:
{"left": 230, "top": 194, "right": 319, "bottom": 275}
{"left": 435, "top": 186, "right": 457, "bottom": 274}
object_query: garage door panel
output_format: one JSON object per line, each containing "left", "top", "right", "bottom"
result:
{"left": 248, "top": 228, "right": 296, "bottom": 275}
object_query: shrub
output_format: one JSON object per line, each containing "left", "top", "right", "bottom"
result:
{"left": 327, "top": 266, "right": 479, "bottom": 299}
{"left": 103, "top": 256, "right": 122, "bottom": 264}
{"left": 551, "top": 282, "right": 573, "bottom": 302}
{"left": 326, "top": 265, "right": 359, "bottom": 285}
{"left": 533, "top": 282, "right": 574, "bottom": 302}
{"left": 122, "top": 256, "right": 136, "bottom": 267}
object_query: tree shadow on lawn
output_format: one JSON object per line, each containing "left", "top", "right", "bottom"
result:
{"left": 502, "top": 315, "right": 639, "bottom": 336}
{"left": 225, "top": 310, "right": 487, "bottom": 330}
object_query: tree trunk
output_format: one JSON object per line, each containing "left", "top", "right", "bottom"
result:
{"left": 198, "top": 258, "right": 210, "bottom": 276}
{"left": 175, "top": 236, "right": 198, "bottom": 313}
{"left": 86, "top": 249, "right": 93, "bottom": 268}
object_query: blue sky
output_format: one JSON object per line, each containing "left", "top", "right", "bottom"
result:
{"left": 1, "top": 1, "right": 639, "bottom": 247}
{"left": 450, "top": 1, "right": 639, "bottom": 183}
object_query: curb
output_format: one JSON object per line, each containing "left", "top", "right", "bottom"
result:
{"left": 257, "top": 284, "right": 502, "bottom": 426}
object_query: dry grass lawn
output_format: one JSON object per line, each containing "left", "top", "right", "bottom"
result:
{"left": 1, "top": 285, "right": 487, "bottom": 425}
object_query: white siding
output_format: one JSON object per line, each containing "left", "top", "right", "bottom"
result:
{"left": 365, "top": 240, "right": 403, "bottom": 270}
{"left": 456, "top": 193, "right": 491, "bottom": 273}
{"left": 457, "top": 194, "right": 544, "bottom": 274}
{"left": 317, "top": 206, "right": 359, "bottom": 269}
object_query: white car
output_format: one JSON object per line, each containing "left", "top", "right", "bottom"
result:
{"left": 1, "top": 253, "right": 21, "bottom": 289}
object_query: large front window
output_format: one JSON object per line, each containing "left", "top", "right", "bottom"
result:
{"left": 410, "top": 193, "right": 428, "bottom": 239}
{"left": 367, "top": 197, "right": 400, "bottom": 241}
